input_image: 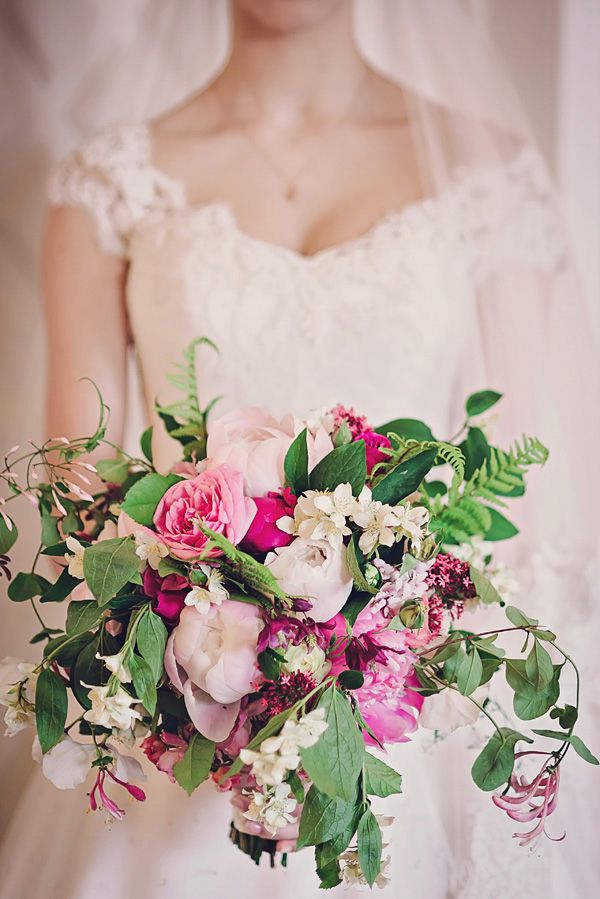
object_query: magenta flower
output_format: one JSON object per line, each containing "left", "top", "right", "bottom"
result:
{"left": 492, "top": 752, "right": 563, "bottom": 846}
{"left": 142, "top": 567, "right": 189, "bottom": 624}
{"left": 89, "top": 767, "right": 146, "bottom": 820}
{"left": 242, "top": 488, "right": 298, "bottom": 554}
{"left": 361, "top": 430, "right": 392, "bottom": 474}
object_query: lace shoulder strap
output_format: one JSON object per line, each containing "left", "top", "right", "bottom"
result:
{"left": 456, "top": 147, "right": 567, "bottom": 283}
{"left": 48, "top": 123, "right": 185, "bottom": 257}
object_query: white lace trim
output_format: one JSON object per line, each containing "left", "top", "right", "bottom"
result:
{"left": 48, "top": 124, "right": 566, "bottom": 275}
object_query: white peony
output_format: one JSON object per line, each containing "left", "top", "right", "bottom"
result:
{"left": 283, "top": 643, "right": 331, "bottom": 682}
{"left": 83, "top": 683, "right": 142, "bottom": 730}
{"left": 265, "top": 538, "right": 353, "bottom": 622}
{"left": 32, "top": 735, "right": 95, "bottom": 790}
{"left": 419, "top": 686, "right": 487, "bottom": 734}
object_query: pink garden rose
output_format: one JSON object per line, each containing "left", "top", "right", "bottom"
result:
{"left": 361, "top": 430, "right": 392, "bottom": 474}
{"left": 153, "top": 464, "right": 256, "bottom": 560}
{"left": 242, "top": 488, "right": 297, "bottom": 554}
{"left": 164, "top": 601, "right": 263, "bottom": 742}
{"left": 205, "top": 407, "right": 333, "bottom": 497}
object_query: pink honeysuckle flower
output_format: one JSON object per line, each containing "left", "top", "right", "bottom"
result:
{"left": 492, "top": 752, "right": 564, "bottom": 847}
{"left": 89, "top": 767, "right": 146, "bottom": 821}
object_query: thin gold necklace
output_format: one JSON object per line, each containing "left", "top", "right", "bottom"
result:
{"left": 217, "top": 76, "right": 368, "bottom": 203}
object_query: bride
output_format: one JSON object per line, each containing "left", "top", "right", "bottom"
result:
{"left": 1, "top": 1, "right": 597, "bottom": 897}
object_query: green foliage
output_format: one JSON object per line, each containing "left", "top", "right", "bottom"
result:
{"left": 469, "top": 566, "right": 503, "bottom": 605}
{"left": 173, "top": 732, "right": 216, "bottom": 794}
{"left": 465, "top": 390, "right": 503, "bottom": 417}
{"left": 372, "top": 448, "right": 438, "bottom": 506}
{"left": 197, "top": 522, "right": 288, "bottom": 602}
{"left": 309, "top": 442, "right": 367, "bottom": 496}
{"left": 140, "top": 426, "right": 153, "bottom": 464}
{"left": 0, "top": 514, "right": 18, "bottom": 554}
{"left": 65, "top": 601, "right": 101, "bottom": 637}
{"left": 129, "top": 654, "right": 157, "bottom": 715}
{"left": 471, "top": 727, "right": 532, "bottom": 791}
{"left": 376, "top": 418, "right": 435, "bottom": 442}
{"left": 284, "top": 428, "right": 309, "bottom": 495}
{"left": 346, "top": 534, "right": 377, "bottom": 594}
{"left": 40, "top": 568, "right": 80, "bottom": 603}
{"left": 297, "top": 785, "right": 357, "bottom": 849}
{"left": 363, "top": 753, "right": 403, "bottom": 797}
{"left": 96, "top": 456, "right": 130, "bottom": 486}
{"left": 357, "top": 807, "right": 382, "bottom": 887}
{"left": 35, "top": 667, "right": 68, "bottom": 753}
{"left": 120, "top": 472, "right": 181, "bottom": 527}
{"left": 455, "top": 647, "right": 483, "bottom": 696}
{"left": 531, "top": 730, "right": 599, "bottom": 765}
{"left": 83, "top": 537, "right": 141, "bottom": 606}
{"left": 155, "top": 338, "right": 220, "bottom": 459}
{"left": 300, "top": 685, "right": 365, "bottom": 802}
{"left": 8, "top": 572, "right": 51, "bottom": 602}
{"left": 136, "top": 608, "right": 168, "bottom": 682}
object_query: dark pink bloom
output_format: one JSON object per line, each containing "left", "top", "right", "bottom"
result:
{"left": 89, "top": 767, "right": 146, "bottom": 820}
{"left": 360, "top": 430, "right": 392, "bottom": 474}
{"left": 329, "top": 404, "right": 369, "bottom": 439}
{"left": 141, "top": 731, "right": 188, "bottom": 783}
{"left": 242, "top": 488, "right": 297, "bottom": 554}
{"left": 257, "top": 614, "right": 321, "bottom": 654}
{"left": 260, "top": 672, "right": 316, "bottom": 717}
{"left": 493, "top": 752, "right": 563, "bottom": 846}
{"left": 427, "top": 553, "right": 476, "bottom": 608}
{"left": 143, "top": 567, "right": 189, "bottom": 624}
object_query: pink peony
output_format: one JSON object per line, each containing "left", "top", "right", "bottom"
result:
{"left": 265, "top": 538, "right": 353, "bottom": 622}
{"left": 142, "top": 567, "right": 188, "bottom": 624}
{"left": 205, "top": 406, "right": 333, "bottom": 497}
{"left": 164, "top": 600, "right": 263, "bottom": 742}
{"left": 153, "top": 464, "right": 256, "bottom": 560}
{"left": 242, "top": 488, "right": 297, "bottom": 554}
{"left": 361, "top": 430, "right": 392, "bottom": 474}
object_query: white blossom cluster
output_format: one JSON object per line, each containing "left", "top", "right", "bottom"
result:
{"left": 243, "top": 783, "right": 298, "bottom": 835}
{"left": 0, "top": 658, "right": 37, "bottom": 736}
{"left": 278, "top": 483, "right": 429, "bottom": 555}
{"left": 240, "top": 709, "right": 328, "bottom": 787}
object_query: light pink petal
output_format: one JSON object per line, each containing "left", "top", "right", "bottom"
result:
{"left": 183, "top": 681, "right": 240, "bottom": 742}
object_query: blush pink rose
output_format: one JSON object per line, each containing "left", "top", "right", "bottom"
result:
{"left": 164, "top": 601, "right": 263, "bottom": 742}
{"left": 153, "top": 464, "right": 256, "bottom": 560}
{"left": 205, "top": 407, "right": 333, "bottom": 497}
{"left": 242, "top": 489, "right": 297, "bottom": 554}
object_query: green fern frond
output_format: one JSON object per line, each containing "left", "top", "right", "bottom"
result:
{"left": 385, "top": 438, "right": 465, "bottom": 484}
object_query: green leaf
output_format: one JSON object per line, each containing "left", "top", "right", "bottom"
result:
{"left": 357, "top": 808, "right": 382, "bottom": 888}
{"left": 44, "top": 632, "right": 95, "bottom": 668}
{"left": 70, "top": 636, "right": 103, "bottom": 709}
{"left": 469, "top": 566, "right": 503, "bottom": 605}
{"left": 173, "top": 732, "right": 216, "bottom": 794}
{"left": 551, "top": 703, "right": 578, "bottom": 730}
{"left": 120, "top": 472, "right": 181, "bottom": 527}
{"left": 40, "top": 568, "right": 80, "bottom": 603}
{"left": 506, "top": 606, "right": 538, "bottom": 628}
{"left": 66, "top": 600, "right": 101, "bottom": 636}
{"left": 96, "top": 456, "right": 130, "bottom": 486}
{"left": 513, "top": 665, "right": 561, "bottom": 720}
{"left": 531, "top": 730, "right": 599, "bottom": 765}
{"left": 525, "top": 639, "right": 554, "bottom": 691}
{"left": 456, "top": 647, "right": 483, "bottom": 696}
{"left": 300, "top": 685, "right": 365, "bottom": 801}
{"left": 459, "top": 427, "right": 490, "bottom": 480}
{"left": 286, "top": 769, "right": 305, "bottom": 804}
{"left": 140, "top": 426, "right": 154, "bottom": 464}
{"left": 484, "top": 508, "right": 519, "bottom": 541}
{"left": 129, "top": 654, "right": 157, "bottom": 715}
{"left": 30, "top": 627, "right": 62, "bottom": 644}
{"left": 371, "top": 448, "right": 437, "bottom": 506}
{"left": 309, "top": 442, "right": 366, "bottom": 496}
{"left": 136, "top": 608, "right": 168, "bottom": 682}
{"left": 376, "top": 418, "right": 435, "bottom": 442}
{"left": 505, "top": 658, "right": 536, "bottom": 696}
{"left": 8, "top": 572, "right": 50, "bottom": 602}
{"left": 466, "top": 390, "right": 503, "bottom": 417}
{"left": 0, "top": 514, "right": 18, "bottom": 554}
{"left": 258, "top": 648, "right": 284, "bottom": 680}
{"left": 363, "top": 753, "right": 403, "bottom": 797}
{"left": 297, "top": 785, "right": 357, "bottom": 849}
{"left": 41, "top": 541, "right": 68, "bottom": 556}
{"left": 315, "top": 806, "right": 362, "bottom": 869}
{"left": 40, "top": 507, "right": 59, "bottom": 548}
{"left": 284, "top": 428, "right": 309, "bottom": 495}
{"left": 314, "top": 855, "right": 342, "bottom": 890}
{"left": 83, "top": 537, "right": 141, "bottom": 606}
{"left": 340, "top": 590, "right": 372, "bottom": 628}
{"left": 346, "top": 534, "right": 376, "bottom": 594}
{"left": 471, "top": 727, "right": 532, "bottom": 791}
{"left": 35, "top": 667, "right": 68, "bottom": 753}
{"left": 197, "top": 521, "right": 288, "bottom": 602}
{"left": 337, "top": 670, "right": 364, "bottom": 690}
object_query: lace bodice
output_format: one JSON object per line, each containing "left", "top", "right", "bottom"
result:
{"left": 49, "top": 123, "right": 564, "bottom": 470}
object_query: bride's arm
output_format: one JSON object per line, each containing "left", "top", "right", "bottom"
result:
{"left": 42, "top": 205, "right": 129, "bottom": 449}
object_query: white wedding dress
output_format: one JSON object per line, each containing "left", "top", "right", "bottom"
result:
{"left": 0, "top": 123, "right": 593, "bottom": 899}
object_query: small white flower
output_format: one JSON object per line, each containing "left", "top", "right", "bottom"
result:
{"left": 351, "top": 486, "right": 400, "bottom": 554}
{"left": 134, "top": 530, "right": 168, "bottom": 570}
{"left": 340, "top": 848, "right": 391, "bottom": 889}
{"left": 243, "top": 783, "right": 297, "bottom": 835}
{"left": 239, "top": 710, "right": 327, "bottom": 786}
{"left": 391, "top": 503, "right": 429, "bottom": 554}
{"left": 83, "top": 683, "right": 142, "bottom": 731}
{"left": 184, "top": 564, "right": 229, "bottom": 613}
{"left": 283, "top": 643, "right": 331, "bottom": 682}
{"left": 0, "top": 657, "right": 37, "bottom": 736}
{"left": 32, "top": 735, "right": 95, "bottom": 790}
{"left": 288, "top": 485, "right": 354, "bottom": 548}
{"left": 291, "top": 708, "right": 328, "bottom": 749}
{"left": 65, "top": 536, "right": 85, "bottom": 579}
{"left": 96, "top": 650, "right": 131, "bottom": 684}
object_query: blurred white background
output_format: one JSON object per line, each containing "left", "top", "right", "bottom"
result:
{"left": 0, "top": 0, "right": 598, "bottom": 834}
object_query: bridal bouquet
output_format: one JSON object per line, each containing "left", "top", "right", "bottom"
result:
{"left": 1, "top": 340, "right": 596, "bottom": 889}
